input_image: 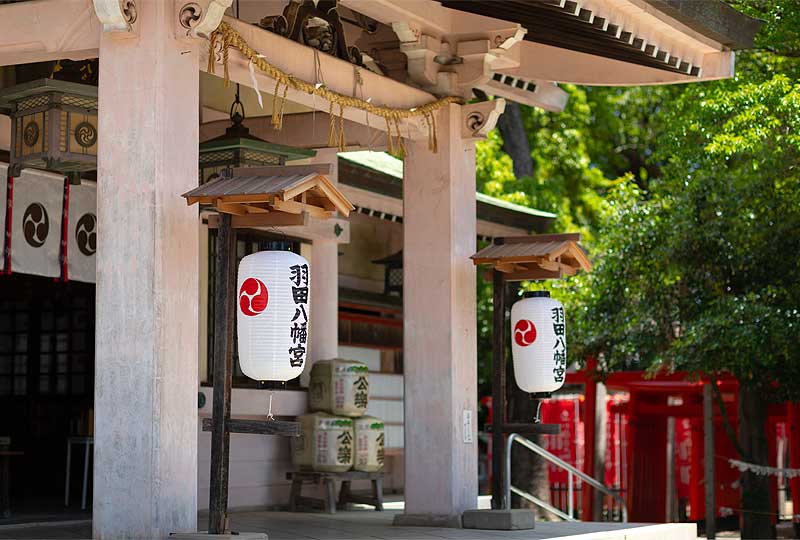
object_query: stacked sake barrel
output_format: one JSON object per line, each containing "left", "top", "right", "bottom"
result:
{"left": 291, "top": 359, "right": 385, "bottom": 473}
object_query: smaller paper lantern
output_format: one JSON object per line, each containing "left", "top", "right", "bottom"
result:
{"left": 237, "top": 250, "right": 310, "bottom": 382}
{"left": 510, "top": 291, "right": 567, "bottom": 394}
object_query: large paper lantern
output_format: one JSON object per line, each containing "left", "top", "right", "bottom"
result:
{"left": 237, "top": 250, "right": 310, "bottom": 382}
{"left": 510, "top": 291, "right": 566, "bottom": 394}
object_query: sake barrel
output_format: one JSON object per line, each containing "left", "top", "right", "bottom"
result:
{"left": 291, "top": 413, "right": 354, "bottom": 472}
{"left": 353, "top": 416, "right": 385, "bottom": 472}
{"left": 308, "top": 359, "right": 369, "bottom": 417}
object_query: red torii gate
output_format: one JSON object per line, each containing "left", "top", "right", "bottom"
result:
{"left": 568, "top": 365, "right": 800, "bottom": 528}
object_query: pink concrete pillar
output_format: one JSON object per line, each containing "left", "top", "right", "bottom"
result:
{"left": 399, "top": 103, "right": 478, "bottom": 523}
{"left": 93, "top": 3, "right": 200, "bottom": 539}
{"left": 308, "top": 148, "right": 340, "bottom": 373}
{"left": 310, "top": 238, "right": 339, "bottom": 361}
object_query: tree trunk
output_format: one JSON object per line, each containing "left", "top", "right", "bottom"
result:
{"left": 496, "top": 101, "right": 534, "bottom": 179}
{"left": 738, "top": 384, "right": 775, "bottom": 539}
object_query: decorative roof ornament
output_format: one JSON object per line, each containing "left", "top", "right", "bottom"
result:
{"left": 258, "top": 0, "right": 363, "bottom": 66}
{"left": 92, "top": 0, "right": 137, "bottom": 33}
{"left": 178, "top": 0, "right": 234, "bottom": 39}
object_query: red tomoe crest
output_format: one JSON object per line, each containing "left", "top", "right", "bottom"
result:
{"left": 514, "top": 319, "right": 537, "bottom": 347}
{"left": 239, "top": 277, "right": 268, "bottom": 316}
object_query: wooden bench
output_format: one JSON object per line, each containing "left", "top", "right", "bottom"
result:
{"left": 286, "top": 470, "right": 384, "bottom": 514}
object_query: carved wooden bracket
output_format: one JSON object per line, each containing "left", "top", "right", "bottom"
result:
{"left": 461, "top": 99, "right": 506, "bottom": 140}
{"left": 92, "top": 0, "right": 137, "bottom": 33}
{"left": 395, "top": 24, "right": 525, "bottom": 98}
{"left": 258, "top": 0, "right": 363, "bottom": 65}
{"left": 178, "top": 0, "right": 233, "bottom": 39}
{"left": 390, "top": 20, "right": 568, "bottom": 111}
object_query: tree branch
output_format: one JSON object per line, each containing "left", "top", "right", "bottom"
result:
{"left": 710, "top": 377, "right": 749, "bottom": 460}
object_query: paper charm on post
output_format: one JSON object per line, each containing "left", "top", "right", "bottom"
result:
{"left": 237, "top": 250, "right": 310, "bottom": 382}
{"left": 510, "top": 290, "right": 566, "bottom": 394}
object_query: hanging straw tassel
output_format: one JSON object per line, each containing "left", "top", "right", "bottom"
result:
{"left": 207, "top": 33, "right": 218, "bottom": 75}
{"left": 328, "top": 102, "right": 338, "bottom": 148}
{"left": 338, "top": 105, "right": 346, "bottom": 151}
{"left": 276, "top": 83, "right": 289, "bottom": 130}
{"left": 271, "top": 80, "right": 282, "bottom": 128}
{"left": 429, "top": 112, "right": 438, "bottom": 154}
{"left": 394, "top": 119, "right": 406, "bottom": 159}
{"left": 385, "top": 117, "right": 394, "bottom": 156}
{"left": 222, "top": 35, "right": 231, "bottom": 87}
{"left": 424, "top": 113, "right": 434, "bottom": 152}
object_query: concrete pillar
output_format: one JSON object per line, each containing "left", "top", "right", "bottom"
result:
{"left": 307, "top": 148, "right": 340, "bottom": 378}
{"left": 93, "top": 3, "right": 200, "bottom": 539}
{"left": 399, "top": 103, "right": 478, "bottom": 523}
{"left": 310, "top": 239, "right": 339, "bottom": 362}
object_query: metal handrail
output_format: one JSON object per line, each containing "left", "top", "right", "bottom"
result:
{"left": 505, "top": 433, "right": 628, "bottom": 523}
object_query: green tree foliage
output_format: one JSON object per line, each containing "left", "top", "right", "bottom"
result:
{"left": 477, "top": 86, "right": 624, "bottom": 241}
{"left": 573, "top": 4, "right": 800, "bottom": 397}
{"left": 474, "top": 85, "right": 670, "bottom": 390}
{"left": 565, "top": 3, "right": 799, "bottom": 535}
{"left": 475, "top": 2, "right": 799, "bottom": 533}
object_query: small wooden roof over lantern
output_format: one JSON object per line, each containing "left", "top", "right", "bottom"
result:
{"left": 182, "top": 164, "right": 354, "bottom": 227}
{"left": 471, "top": 233, "right": 591, "bottom": 281}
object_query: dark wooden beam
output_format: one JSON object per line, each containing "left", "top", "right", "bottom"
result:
{"left": 208, "top": 213, "right": 235, "bottom": 535}
{"left": 505, "top": 268, "right": 564, "bottom": 282}
{"left": 206, "top": 212, "right": 308, "bottom": 228}
{"left": 202, "top": 418, "right": 300, "bottom": 437}
{"left": 485, "top": 423, "right": 562, "bottom": 435}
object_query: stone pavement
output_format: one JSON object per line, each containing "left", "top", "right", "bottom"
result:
{"left": 0, "top": 509, "right": 698, "bottom": 540}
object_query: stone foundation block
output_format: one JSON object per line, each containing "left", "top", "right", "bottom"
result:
{"left": 461, "top": 509, "right": 535, "bottom": 530}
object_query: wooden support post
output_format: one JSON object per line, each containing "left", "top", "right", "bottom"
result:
{"left": 703, "top": 382, "right": 716, "bottom": 540}
{"left": 788, "top": 404, "right": 800, "bottom": 539}
{"left": 592, "top": 382, "right": 607, "bottom": 521}
{"left": 208, "top": 213, "right": 235, "bottom": 535}
{"left": 491, "top": 269, "right": 506, "bottom": 510}
{"left": 666, "top": 415, "right": 676, "bottom": 522}
{"left": 581, "top": 358, "right": 597, "bottom": 521}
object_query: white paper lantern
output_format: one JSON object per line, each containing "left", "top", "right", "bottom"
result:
{"left": 237, "top": 250, "right": 310, "bottom": 382}
{"left": 510, "top": 291, "right": 567, "bottom": 394}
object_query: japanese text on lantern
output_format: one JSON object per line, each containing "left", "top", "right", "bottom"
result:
{"left": 289, "top": 263, "right": 309, "bottom": 368}
{"left": 552, "top": 306, "right": 566, "bottom": 383}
